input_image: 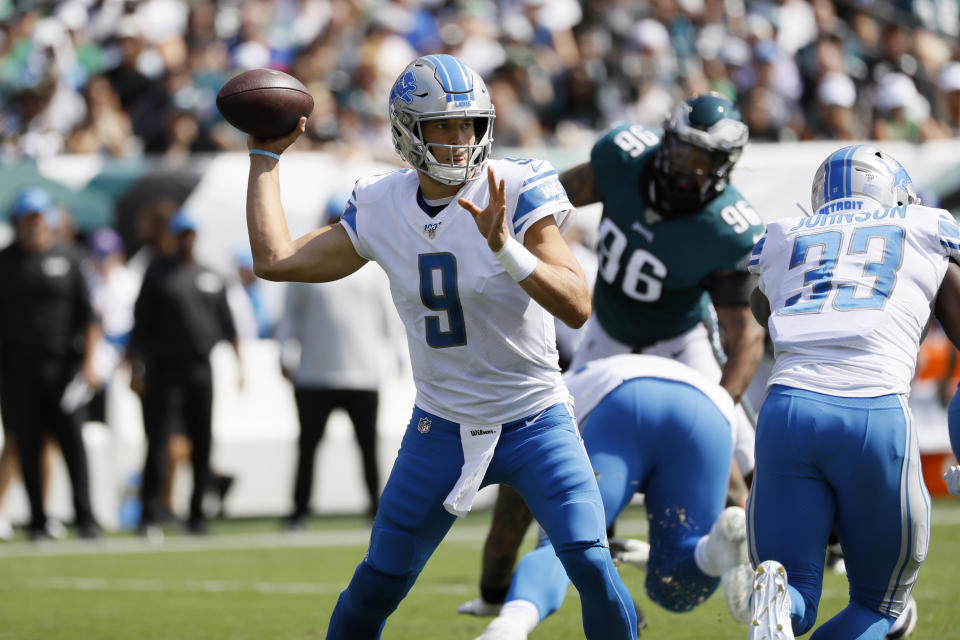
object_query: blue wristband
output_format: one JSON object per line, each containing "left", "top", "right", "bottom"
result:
{"left": 249, "top": 149, "right": 280, "bottom": 161}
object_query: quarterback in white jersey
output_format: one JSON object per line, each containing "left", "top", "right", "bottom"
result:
{"left": 340, "top": 157, "right": 573, "bottom": 425}
{"left": 744, "top": 145, "right": 960, "bottom": 640}
{"left": 243, "top": 54, "right": 636, "bottom": 640}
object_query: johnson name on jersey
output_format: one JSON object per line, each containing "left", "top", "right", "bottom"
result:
{"left": 588, "top": 123, "right": 764, "bottom": 348}
{"left": 339, "top": 157, "right": 573, "bottom": 425}
{"left": 749, "top": 203, "right": 960, "bottom": 396}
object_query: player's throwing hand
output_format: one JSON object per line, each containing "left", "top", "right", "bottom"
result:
{"left": 247, "top": 116, "right": 307, "bottom": 156}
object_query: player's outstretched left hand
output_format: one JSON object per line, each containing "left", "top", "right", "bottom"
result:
{"left": 945, "top": 465, "right": 960, "bottom": 498}
{"left": 459, "top": 166, "right": 508, "bottom": 252}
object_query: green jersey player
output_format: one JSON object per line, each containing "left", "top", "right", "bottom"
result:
{"left": 563, "top": 93, "right": 765, "bottom": 489}
{"left": 566, "top": 93, "right": 764, "bottom": 402}
{"left": 459, "top": 93, "right": 769, "bottom": 624}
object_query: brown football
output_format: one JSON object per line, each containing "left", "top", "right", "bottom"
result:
{"left": 216, "top": 68, "right": 314, "bottom": 139}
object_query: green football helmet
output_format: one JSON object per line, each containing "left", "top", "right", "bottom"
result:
{"left": 653, "top": 92, "right": 749, "bottom": 213}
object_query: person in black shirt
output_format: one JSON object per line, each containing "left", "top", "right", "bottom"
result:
{"left": 127, "top": 210, "right": 240, "bottom": 537}
{"left": 0, "top": 187, "right": 101, "bottom": 540}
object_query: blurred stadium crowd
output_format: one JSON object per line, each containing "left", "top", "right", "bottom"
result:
{"left": 1, "top": 0, "right": 959, "bottom": 164}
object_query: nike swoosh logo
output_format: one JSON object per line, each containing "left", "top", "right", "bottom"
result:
{"left": 524, "top": 409, "right": 548, "bottom": 426}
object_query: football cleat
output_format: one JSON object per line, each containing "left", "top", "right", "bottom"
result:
{"left": 474, "top": 619, "right": 527, "bottom": 640}
{"left": 749, "top": 560, "right": 794, "bottom": 640}
{"left": 721, "top": 563, "right": 754, "bottom": 624}
{"left": 886, "top": 596, "right": 917, "bottom": 639}
{"left": 702, "top": 506, "right": 748, "bottom": 576}
{"left": 457, "top": 597, "right": 502, "bottom": 617}
{"left": 474, "top": 600, "right": 538, "bottom": 640}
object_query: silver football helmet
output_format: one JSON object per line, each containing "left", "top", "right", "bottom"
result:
{"left": 811, "top": 145, "right": 920, "bottom": 215}
{"left": 389, "top": 54, "right": 495, "bottom": 186}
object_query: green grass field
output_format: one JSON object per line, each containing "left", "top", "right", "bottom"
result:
{"left": 1, "top": 499, "right": 958, "bottom": 639}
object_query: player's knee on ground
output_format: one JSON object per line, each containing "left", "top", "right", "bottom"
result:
{"left": 645, "top": 567, "right": 718, "bottom": 612}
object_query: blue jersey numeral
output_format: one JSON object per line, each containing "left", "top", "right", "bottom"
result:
{"left": 782, "top": 225, "right": 904, "bottom": 314}
{"left": 835, "top": 225, "right": 904, "bottom": 309}
{"left": 783, "top": 230, "right": 842, "bottom": 314}
{"left": 419, "top": 253, "right": 466, "bottom": 347}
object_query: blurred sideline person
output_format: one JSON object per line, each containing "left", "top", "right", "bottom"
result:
{"left": 244, "top": 54, "right": 637, "bottom": 639}
{"left": 84, "top": 228, "right": 139, "bottom": 424}
{"left": 460, "top": 92, "right": 766, "bottom": 617}
{"left": 743, "top": 145, "right": 960, "bottom": 640}
{"left": 229, "top": 246, "right": 273, "bottom": 340}
{"left": 0, "top": 436, "right": 58, "bottom": 540}
{"left": 0, "top": 187, "right": 101, "bottom": 540}
{"left": 476, "top": 354, "right": 751, "bottom": 640}
{"left": 275, "top": 194, "right": 405, "bottom": 528}
{"left": 127, "top": 210, "right": 241, "bottom": 538}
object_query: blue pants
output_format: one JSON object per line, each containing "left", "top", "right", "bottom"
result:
{"left": 506, "top": 378, "right": 733, "bottom": 620}
{"left": 747, "top": 385, "right": 930, "bottom": 640}
{"left": 326, "top": 402, "right": 636, "bottom": 640}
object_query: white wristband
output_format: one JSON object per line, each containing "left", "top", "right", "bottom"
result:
{"left": 494, "top": 236, "right": 538, "bottom": 282}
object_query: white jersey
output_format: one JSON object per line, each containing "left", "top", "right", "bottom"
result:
{"left": 563, "top": 353, "right": 737, "bottom": 427}
{"left": 748, "top": 201, "right": 960, "bottom": 396}
{"left": 340, "top": 157, "right": 574, "bottom": 424}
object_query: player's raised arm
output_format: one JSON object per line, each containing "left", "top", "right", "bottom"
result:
{"left": 935, "top": 261, "right": 960, "bottom": 348}
{"left": 559, "top": 161, "right": 602, "bottom": 207}
{"left": 708, "top": 270, "right": 766, "bottom": 403}
{"left": 245, "top": 117, "right": 366, "bottom": 283}
{"left": 460, "top": 166, "right": 591, "bottom": 328}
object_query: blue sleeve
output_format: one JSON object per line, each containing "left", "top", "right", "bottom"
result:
{"left": 747, "top": 231, "right": 767, "bottom": 275}
{"left": 338, "top": 184, "right": 374, "bottom": 261}
{"left": 938, "top": 212, "right": 960, "bottom": 260}
{"left": 509, "top": 159, "right": 573, "bottom": 239}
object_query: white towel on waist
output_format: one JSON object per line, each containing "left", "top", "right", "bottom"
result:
{"left": 443, "top": 424, "right": 502, "bottom": 517}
